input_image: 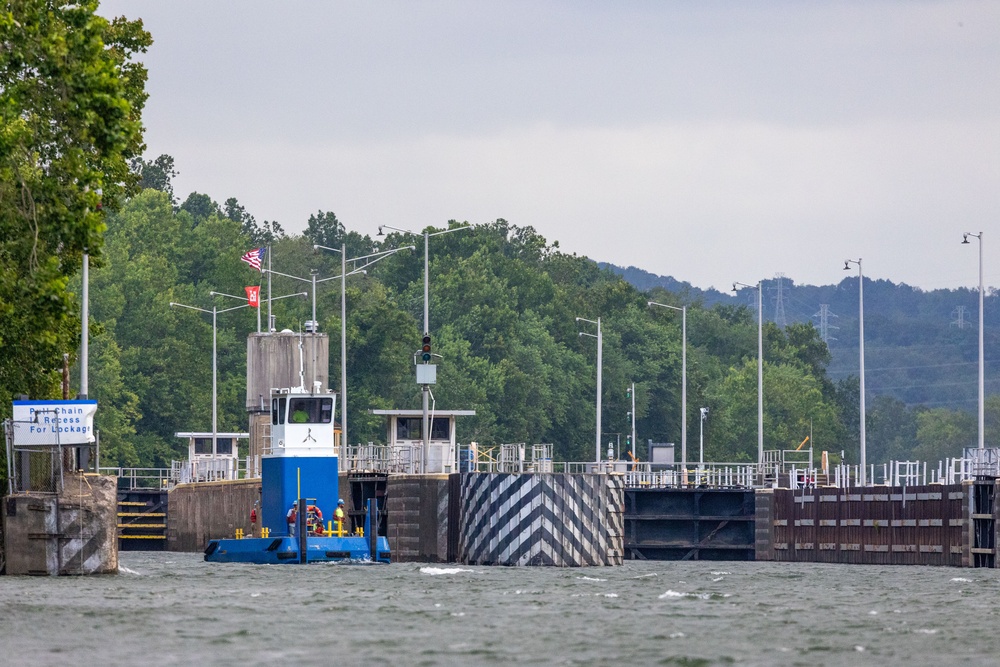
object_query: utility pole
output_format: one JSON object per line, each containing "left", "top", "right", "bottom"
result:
{"left": 627, "top": 382, "right": 636, "bottom": 459}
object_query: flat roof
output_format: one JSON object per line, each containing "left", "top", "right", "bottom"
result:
{"left": 370, "top": 410, "right": 476, "bottom": 417}
{"left": 175, "top": 432, "right": 250, "bottom": 439}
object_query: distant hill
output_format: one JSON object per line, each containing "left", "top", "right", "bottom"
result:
{"left": 604, "top": 263, "right": 999, "bottom": 411}
{"left": 598, "top": 263, "right": 734, "bottom": 307}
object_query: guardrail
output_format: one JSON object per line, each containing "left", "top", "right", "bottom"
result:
{"left": 99, "top": 467, "right": 173, "bottom": 490}
{"left": 93, "top": 450, "right": 994, "bottom": 491}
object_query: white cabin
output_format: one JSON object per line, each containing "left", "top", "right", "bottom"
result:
{"left": 371, "top": 409, "right": 475, "bottom": 473}
{"left": 267, "top": 389, "right": 338, "bottom": 458}
{"left": 175, "top": 431, "right": 249, "bottom": 482}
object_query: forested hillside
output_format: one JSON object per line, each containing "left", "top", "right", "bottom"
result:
{"left": 40, "top": 160, "right": 996, "bottom": 472}
{"left": 607, "top": 264, "right": 999, "bottom": 412}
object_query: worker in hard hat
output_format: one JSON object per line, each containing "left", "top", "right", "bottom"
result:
{"left": 334, "top": 499, "right": 347, "bottom": 535}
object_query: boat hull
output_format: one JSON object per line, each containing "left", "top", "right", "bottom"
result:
{"left": 204, "top": 535, "right": 391, "bottom": 564}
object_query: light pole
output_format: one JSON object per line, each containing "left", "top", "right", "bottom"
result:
{"left": 962, "top": 232, "right": 985, "bottom": 450}
{"left": 627, "top": 382, "right": 636, "bottom": 460}
{"left": 377, "top": 223, "right": 471, "bottom": 473}
{"left": 172, "top": 292, "right": 306, "bottom": 460}
{"left": 844, "top": 259, "right": 867, "bottom": 486}
{"left": 81, "top": 250, "right": 89, "bottom": 398}
{"left": 648, "top": 301, "right": 687, "bottom": 472}
{"left": 577, "top": 317, "right": 603, "bottom": 463}
{"left": 699, "top": 407, "right": 709, "bottom": 465}
{"left": 313, "top": 243, "right": 415, "bottom": 450}
{"left": 170, "top": 300, "right": 248, "bottom": 462}
{"left": 733, "top": 281, "right": 763, "bottom": 465}
{"left": 263, "top": 262, "right": 373, "bottom": 399}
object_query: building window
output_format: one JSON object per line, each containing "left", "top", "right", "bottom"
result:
{"left": 431, "top": 418, "right": 449, "bottom": 440}
{"left": 396, "top": 417, "right": 450, "bottom": 440}
{"left": 193, "top": 438, "right": 233, "bottom": 455}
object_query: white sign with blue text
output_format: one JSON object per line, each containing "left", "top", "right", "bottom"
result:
{"left": 12, "top": 400, "right": 98, "bottom": 446}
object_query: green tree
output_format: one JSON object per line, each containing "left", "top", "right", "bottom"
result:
{"left": 304, "top": 210, "right": 344, "bottom": 249}
{"left": 866, "top": 395, "right": 917, "bottom": 464}
{"left": 913, "top": 408, "right": 976, "bottom": 462}
{"left": 179, "top": 192, "right": 221, "bottom": 223}
{"left": 0, "top": 1, "right": 149, "bottom": 407}
{"left": 225, "top": 197, "right": 284, "bottom": 247}
{"left": 131, "top": 154, "right": 178, "bottom": 204}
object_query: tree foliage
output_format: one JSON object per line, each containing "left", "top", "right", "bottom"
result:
{"left": 0, "top": 1, "right": 149, "bottom": 413}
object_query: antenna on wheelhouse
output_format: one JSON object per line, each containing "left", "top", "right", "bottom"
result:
{"left": 296, "top": 333, "right": 305, "bottom": 392}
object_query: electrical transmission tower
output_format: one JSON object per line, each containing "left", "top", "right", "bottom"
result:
{"left": 771, "top": 274, "right": 788, "bottom": 329}
{"left": 951, "top": 305, "right": 969, "bottom": 329}
{"left": 813, "top": 304, "right": 839, "bottom": 343}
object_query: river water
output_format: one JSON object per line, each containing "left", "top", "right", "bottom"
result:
{"left": 3, "top": 553, "right": 1000, "bottom": 666}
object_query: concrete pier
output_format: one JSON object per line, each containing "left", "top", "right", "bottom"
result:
{"left": 2, "top": 473, "right": 118, "bottom": 575}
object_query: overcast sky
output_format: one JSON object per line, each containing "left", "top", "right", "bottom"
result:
{"left": 97, "top": 1, "right": 1000, "bottom": 292}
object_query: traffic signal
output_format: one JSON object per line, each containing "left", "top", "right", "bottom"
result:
{"left": 421, "top": 334, "right": 431, "bottom": 362}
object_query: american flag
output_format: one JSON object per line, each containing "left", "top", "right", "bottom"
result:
{"left": 240, "top": 247, "right": 266, "bottom": 271}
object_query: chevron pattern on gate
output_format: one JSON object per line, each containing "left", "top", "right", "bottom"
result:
{"left": 458, "top": 473, "right": 624, "bottom": 566}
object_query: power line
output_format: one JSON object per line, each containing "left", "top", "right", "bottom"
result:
{"left": 827, "top": 359, "right": 1000, "bottom": 374}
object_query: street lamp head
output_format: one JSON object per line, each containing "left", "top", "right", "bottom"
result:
{"left": 575, "top": 317, "right": 582, "bottom": 322}
{"left": 377, "top": 226, "right": 385, "bottom": 237}
{"left": 731, "top": 283, "right": 738, "bottom": 293}
{"left": 962, "top": 233, "right": 971, "bottom": 244}
{"left": 843, "top": 261, "right": 850, "bottom": 271}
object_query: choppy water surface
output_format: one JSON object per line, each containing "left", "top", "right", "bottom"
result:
{"left": 4, "top": 554, "right": 1000, "bottom": 666}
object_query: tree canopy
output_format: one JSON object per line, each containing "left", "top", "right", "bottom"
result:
{"left": 0, "top": 1, "right": 150, "bottom": 411}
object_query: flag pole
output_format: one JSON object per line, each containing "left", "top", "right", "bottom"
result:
{"left": 267, "top": 245, "right": 272, "bottom": 332}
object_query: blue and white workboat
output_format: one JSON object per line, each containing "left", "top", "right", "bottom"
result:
{"left": 205, "top": 387, "right": 390, "bottom": 564}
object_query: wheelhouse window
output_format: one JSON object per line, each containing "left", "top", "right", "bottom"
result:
{"left": 287, "top": 397, "right": 334, "bottom": 424}
{"left": 272, "top": 397, "right": 286, "bottom": 425}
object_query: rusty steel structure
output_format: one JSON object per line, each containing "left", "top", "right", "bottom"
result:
{"left": 757, "top": 484, "right": 967, "bottom": 566}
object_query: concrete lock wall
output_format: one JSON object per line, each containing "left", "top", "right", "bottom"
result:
{"left": 2, "top": 473, "right": 118, "bottom": 575}
{"left": 458, "top": 473, "right": 624, "bottom": 566}
{"left": 167, "top": 479, "right": 261, "bottom": 552}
